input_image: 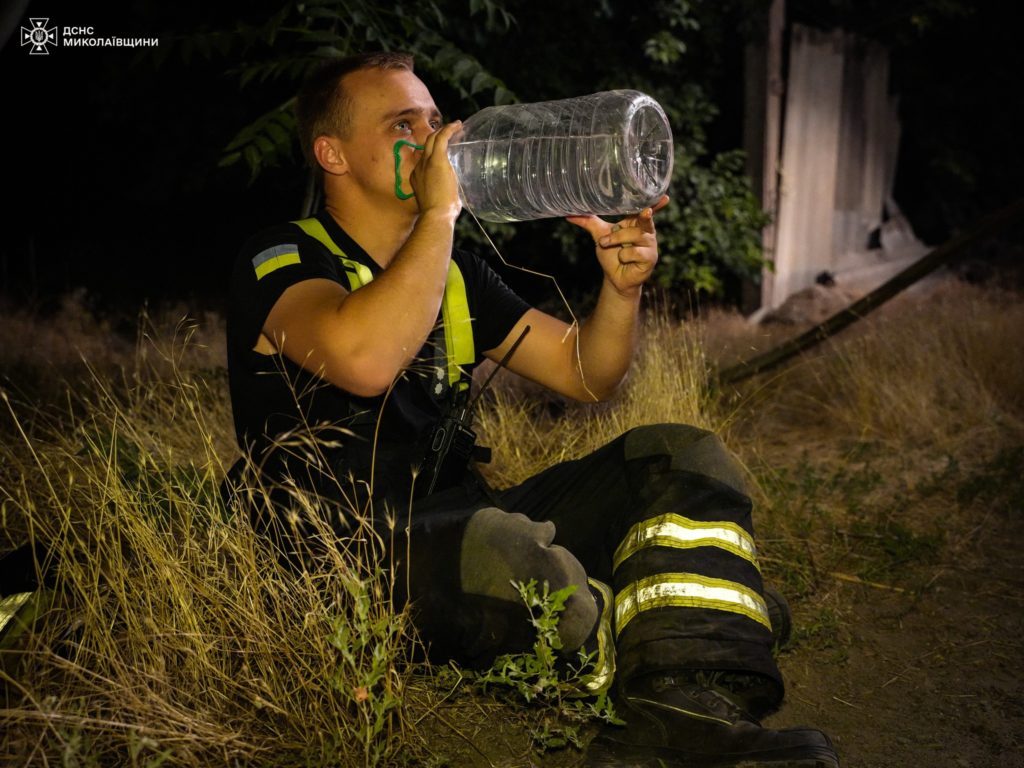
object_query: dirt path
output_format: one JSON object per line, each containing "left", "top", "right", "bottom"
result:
{"left": 773, "top": 498, "right": 1024, "bottom": 767}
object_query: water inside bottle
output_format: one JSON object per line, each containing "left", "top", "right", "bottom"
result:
{"left": 446, "top": 90, "right": 673, "bottom": 222}
{"left": 450, "top": 133, "right": 672, "bottom": 223}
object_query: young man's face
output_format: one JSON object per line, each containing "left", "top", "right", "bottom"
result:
{"left": 334, "top": 66, "right": 443, "bottom": 209}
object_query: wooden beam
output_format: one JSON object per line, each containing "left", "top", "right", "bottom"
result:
{"left": 716, "top": 198, "right": 1024, "bottom": 385}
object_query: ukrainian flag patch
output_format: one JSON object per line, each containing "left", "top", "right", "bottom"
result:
{"left": 252, "top": 244, "right": 300, "bottom": 280}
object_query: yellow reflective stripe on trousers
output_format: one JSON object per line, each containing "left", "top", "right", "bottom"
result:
{"left": 614, "top": 573, "right": 771, "bottom": 635}
{"left": 291, "top": 217, "right": 374, "bottom": 290}
{"left": 577, "top": 578, "right": 615, "bottom": 695}
{"left": 612, "top": 513, "right": 760, "bottom": 572}
{"left": 292, "top": 217, "right": 475, "bottom": 386}
{"left": 0, "top": 592, "right": 33, "bottom": 635}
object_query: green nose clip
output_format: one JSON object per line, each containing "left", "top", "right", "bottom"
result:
{"left": 393, "top": 139, "right": 424, "bottom": 200}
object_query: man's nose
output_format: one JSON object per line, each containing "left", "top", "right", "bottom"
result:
{"left": 413, "top": 121, "right": 440, "bottom": 146}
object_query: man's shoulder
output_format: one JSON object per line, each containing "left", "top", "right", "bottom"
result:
{"left": 239, "top": 219, "right": 324, "bottom": 259}
{"left": 231, "top": 215, "right": 350, "bottom": 287}
{"left": 227, "top": 216, "right": 351, "bottom": 309}
{"left": 451, "top": 247, "right": 495, "bottom": 280}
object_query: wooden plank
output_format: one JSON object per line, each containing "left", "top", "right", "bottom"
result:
{"left": 769, "top": 24, "right": 845, "bottom": 309}
{"left": 833, "top": 35, "right": 868, "bottom": 260}
{"left": 859, "top": 41, "right": 891, "bottom": 235}
{"left": 743, "top": 41, "right": 767, "bottom": 197}
{"left": 758, "top": 0, "right": 786, "bottom": 312}
{"left": 833, "top": 37, "right": 894, "bottom": 263}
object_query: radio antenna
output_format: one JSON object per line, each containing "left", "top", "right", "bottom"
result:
{"left": 468, "top": 324, "right": 531, "bottom": 411}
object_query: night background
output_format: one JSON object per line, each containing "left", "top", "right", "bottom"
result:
{"left": 2, "top": 2, "right": 1024, "bottom": 765}
{"left": 4, "top": 0, "right": 1023, "bottom": 315}
{"left": 4, "top": 0, "right": 296, "bottom": 310}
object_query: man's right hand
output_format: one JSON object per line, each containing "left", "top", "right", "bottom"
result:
{"left": 410, "top": 120, "right": 463, "bottom": 220}
{"left": 260, "top": 122, "right": 464, "bottom": 398}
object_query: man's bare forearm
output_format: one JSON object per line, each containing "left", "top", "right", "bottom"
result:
{"left": 560, "top": 197, "right": 667, "bottom": 400}
{"left": 331, "top": 210, "right": 457, "bottom": 389}
{"left": 574, "top": 279, "right": 642, "bottom": 400}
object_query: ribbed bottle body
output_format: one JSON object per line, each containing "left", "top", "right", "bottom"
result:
{"left": 448, "top": 90, "right": 673, "bottom": 223}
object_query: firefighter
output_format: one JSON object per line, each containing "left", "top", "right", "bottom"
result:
{"left": 223, "top": 51, "right": 839, "bottom": 767}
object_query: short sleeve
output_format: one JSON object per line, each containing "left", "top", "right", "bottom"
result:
{"left": 455, "top": 250, "right": 532, "bottom": 356}
{"left": 228, "top": 226, "right": 341, "bottom": 353}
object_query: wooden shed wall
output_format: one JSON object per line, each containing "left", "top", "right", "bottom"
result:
{"left": 758, "top": 24, "right": 905, "bottom": 311}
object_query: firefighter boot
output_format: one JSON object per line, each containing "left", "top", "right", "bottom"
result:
{"left": 586, "top": 673, "right": 839, "bottom": 767}
{"left": 764, "top": 585, "right": 793, "bottom": 649}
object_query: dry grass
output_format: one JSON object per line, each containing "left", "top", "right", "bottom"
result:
{"left": 1, "top": 325, "right": 415, "bottom": 767}
{"left": 0, "top": 291, "right": 226, "bottom": 391}
{"left": 476, "top": 310, "right": 721, "bottom": 489}
{"left": 2, "top": 274, "right": 1022, "bottom": 765}
{"left": 480, "top": 276, "right": 1024, "bottom": 488}
{"left": 719, "top": 278, "right": 1024, "bottom": 630}
{"left": 737, "top": 280, "right": 1024, "bottom": 451}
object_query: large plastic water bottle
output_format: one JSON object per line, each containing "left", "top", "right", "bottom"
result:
{"left": 447, "top": 90, "right": 674, "bottom": 223}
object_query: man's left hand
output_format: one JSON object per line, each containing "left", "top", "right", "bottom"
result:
{"left": 566, "top": 194, "right": 670, "bottom": 297}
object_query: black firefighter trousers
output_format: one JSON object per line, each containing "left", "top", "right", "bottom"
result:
{"left": 375, "top": 423, "right": 784, "bottom": 709}
{"left": 232, "top": 424, "right": 784, "bottom": 709}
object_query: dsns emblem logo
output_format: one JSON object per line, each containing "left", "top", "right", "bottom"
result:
{"left": 21, "top": 18, "right": 59, "bottom": 55}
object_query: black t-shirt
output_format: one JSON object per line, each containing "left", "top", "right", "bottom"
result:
{"left": 226, "top": 209, "right": 530, "bottom": 488}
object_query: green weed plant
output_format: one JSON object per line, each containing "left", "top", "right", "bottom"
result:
{"left": 472, "top": 579, "right": 622, "bottom": 752}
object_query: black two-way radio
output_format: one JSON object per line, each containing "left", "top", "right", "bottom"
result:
{"left": 417, "top": 324, "right": 531, "bottom": 498}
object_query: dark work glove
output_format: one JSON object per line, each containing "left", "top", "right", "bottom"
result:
{"left": 460, "top": 507, "right": 598, "bottom": 651}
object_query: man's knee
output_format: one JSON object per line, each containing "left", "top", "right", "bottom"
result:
{"left": 460, "top": 507, "right": 597, "bottom": 650}
{"left": 623, "top": 424, "right": 748, "bottom": 495}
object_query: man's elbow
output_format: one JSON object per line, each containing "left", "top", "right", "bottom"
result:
{"left": 337, "top": 376, "right": 393, "bottom": 398}
{"left": 323, "top": 353, "right": 400, "bottom": 398}
{"left": 568, "top": 374, "right": 625, "bottom": 403}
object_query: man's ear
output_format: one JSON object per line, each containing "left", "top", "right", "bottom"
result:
{"left": 312, "top": 135, "right": 348, "bottom": 176}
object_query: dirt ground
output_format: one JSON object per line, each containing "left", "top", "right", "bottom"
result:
{"left": 421, "top": 467, "right": 1024, "bottom": 768}
{"left": 418, "top": 275, "right": 1024, "bottom": 768}
{"left": 750, "top": 280, "right": 1024, "bottom": 768}
{"left": 772, "top": 500, "right": 1024, "bottom": 767}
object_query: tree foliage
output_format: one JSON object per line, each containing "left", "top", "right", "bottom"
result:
{"left": 167, "top": 0, "right": 516, "bottom": 182}
{"left": 173, "top": 0, "right": 772, "bottom": 298}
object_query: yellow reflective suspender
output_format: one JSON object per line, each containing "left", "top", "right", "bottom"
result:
{"left": 292, "top": 217, "right": 373, "bottom": 291}
{"left": 441, "top": 261, "right": 474, "bottom": 392}
{"left": 291, "top": 217, "right": 475, "bottom": 389}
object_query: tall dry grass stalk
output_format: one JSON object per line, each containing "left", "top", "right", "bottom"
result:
{"left": 476, "top": 311, "right": 723, "bottom": 489}
{"left": 1, "top": 325, "right": 415, "bottom": 767}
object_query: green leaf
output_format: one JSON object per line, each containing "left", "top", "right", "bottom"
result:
{"left": 304, "top": 7, "right": 345, "bottom": 20}
{"left": 452, "top": 57, "right": 476, "bottom": 80}
{"left": 470, "top": 71, "right": 492, "bottom": 95}
{"left": 494, "top": 85, "right": 514, "bottom": 106}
